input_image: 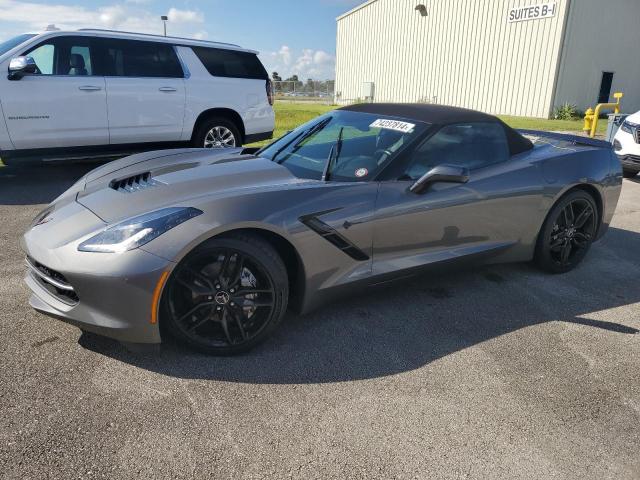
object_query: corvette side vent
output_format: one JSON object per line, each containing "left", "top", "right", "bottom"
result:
{"left": 299, "top": 214, "right": 370, "bottom": 261}
{"left": 109, "top": 172, "right": 160, "bottom": 193}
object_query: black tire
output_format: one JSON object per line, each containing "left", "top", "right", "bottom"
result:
{"left": 534, "top": 190, "right": 599, "bottom": 274}
{"left": 162, "top": 233, "right": 288, "bottom": 355}
{"left": 622, "top": 168, "right": 638, "bottom": 179}
{"left": 192, "top": 117, "right": 242, "bottom": 149}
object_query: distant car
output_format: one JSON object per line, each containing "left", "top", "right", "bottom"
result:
{"left": 22, "top": 104, "right": 622, "bottom": 355}
{"left": 0, "top": 29, "right": 274, "bottom": 163}
{"left": 613, "top": 111, "right": 640, "bottom": 178}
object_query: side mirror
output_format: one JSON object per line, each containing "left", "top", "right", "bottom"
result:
{"left": 409, "top": 164, "right": 470, "bottom": 194}
{"left": 8, "top": 56, "right": 37, "bottom": 80}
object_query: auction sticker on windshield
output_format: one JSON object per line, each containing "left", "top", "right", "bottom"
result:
{"left": 370, "top": 119, "right": 415, "bottom": 133}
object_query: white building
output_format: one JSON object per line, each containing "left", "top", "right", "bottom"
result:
{"left": 335, "top": 0, "right": 640, "bottom": 118}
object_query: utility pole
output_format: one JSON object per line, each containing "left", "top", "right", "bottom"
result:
{"left": 161, "top": 15, "right": 168, "bottom": 36}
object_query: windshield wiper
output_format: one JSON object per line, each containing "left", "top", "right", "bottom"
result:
{"left": 270, "top": 117, "right": 332, "bottom": 164}
{"left": 321, "top": 127, "right": 344, "bottom": 182}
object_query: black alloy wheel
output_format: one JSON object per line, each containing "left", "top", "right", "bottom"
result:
{"left": 535, "top": 190, "right": 598, "bottom": 273}
{"left": 163, "top": 234, "right": 288, "bottom": 355}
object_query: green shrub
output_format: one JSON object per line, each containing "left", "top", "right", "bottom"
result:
{"left": 553, "top": 103, "right": 583, "bottom": 120}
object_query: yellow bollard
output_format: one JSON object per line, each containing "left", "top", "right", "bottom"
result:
{"left": 586, "top": 92, "right": 624, "bottom": 138}
{"left": 583, "top": 108, "right": 594, "bottom": 133}
{"left": 613, "top": 92, "right": 624, "bottom": 114}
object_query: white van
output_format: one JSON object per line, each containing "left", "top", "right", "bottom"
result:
{"left": 0, "top": 29, "right": 275, "bottom": 162}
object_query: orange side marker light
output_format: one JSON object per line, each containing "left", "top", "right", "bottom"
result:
{"left": 151, "top": 271, "right": 170, "bottom": 325}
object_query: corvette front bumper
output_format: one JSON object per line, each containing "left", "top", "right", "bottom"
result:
{"left": 21, "top": 201, "right": 174, "bottom": 344}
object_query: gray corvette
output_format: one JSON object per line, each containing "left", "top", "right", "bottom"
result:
{"left": 22, "top": 104, "right": 622, "bottom": 354}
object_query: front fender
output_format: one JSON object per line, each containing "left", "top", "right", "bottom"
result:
{"left": 0, "top": 97, "right": 15, "bottom": 152}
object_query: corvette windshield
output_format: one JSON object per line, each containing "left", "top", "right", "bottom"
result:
{"left": 0, "top": 34, "right": 36, "bottom": 57}
{"left": 258, "top": 110, "right": 428, "bottom": 182}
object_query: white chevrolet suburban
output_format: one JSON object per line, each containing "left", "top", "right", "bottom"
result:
{"left": 613, "top": 111, "right": 640, "bottom": 178}
{"left": 0, "top": 29, "right": 275, "bottom": 162}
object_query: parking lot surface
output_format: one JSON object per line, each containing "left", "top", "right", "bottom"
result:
{"left": 1, "top": 162, "right": 639, "bottom": 479}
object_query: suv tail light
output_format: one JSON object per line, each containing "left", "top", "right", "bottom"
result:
{"left": 266, "top": 79, "right": 274, "bottom": 106}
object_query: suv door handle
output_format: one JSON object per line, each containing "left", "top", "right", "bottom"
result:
{"left": 159, "top": 87, "right": 177, "bottom": 92}
{"left": 78, "top": 85, "right": 102, "bottom": 91}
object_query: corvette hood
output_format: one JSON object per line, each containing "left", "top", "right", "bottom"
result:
{"left": 76, "top": 148, "right": 304, "bottom": 223}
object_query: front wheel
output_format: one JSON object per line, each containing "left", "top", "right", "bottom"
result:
{"left": 162, "top": 234, "right": 288, "bottom": 355}
{"left": 534, "top": 190, "right": 598, "bottom": 274}
{"left": 192, "top": 117, "right": 242, "bottom": 149}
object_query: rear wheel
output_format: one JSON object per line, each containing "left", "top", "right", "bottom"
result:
{"left": 534, "top": 190, "right": 598, "bottom": 274}
{"left": 192, "top": 117, "right": 242, "bottom": 149}
{"left": 622, "top": 168, "right": 638, "bottom": 179}
{"left": 162, "top": 234, "right": 288, "bottom": 355}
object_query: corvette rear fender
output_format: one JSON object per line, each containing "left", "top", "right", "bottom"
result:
{"left": 539, "top": 148, "right": 620, "bottom": 240}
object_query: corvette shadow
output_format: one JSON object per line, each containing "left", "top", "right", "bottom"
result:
{"left": 79, "top": 225, "right": 640, "bottom": 384}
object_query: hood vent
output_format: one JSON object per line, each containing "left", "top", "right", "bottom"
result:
{"left": 109, "top": 172, "right": 161, "bottom": 193}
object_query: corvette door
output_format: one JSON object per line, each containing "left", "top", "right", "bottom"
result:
{"left": 372, "top": 122, "right": 542, "bottom": 275}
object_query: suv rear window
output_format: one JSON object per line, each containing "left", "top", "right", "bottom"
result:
{"left": 95, "top": 38, "right": 183, "bottom": 78}
{"left": 192, "top": 47, "right": 267, "bottom": 80}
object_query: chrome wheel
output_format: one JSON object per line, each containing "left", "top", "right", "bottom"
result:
{"left": 548, "top": 197, "right": 596, "bottom": 268}
{"left": 166, "top": 248, "right": 276, "bottom": 348}
{"left": 203, "top": 126, "right": 236, "bottom": 148}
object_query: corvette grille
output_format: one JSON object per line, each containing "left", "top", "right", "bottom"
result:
{"left": 109, "top": 172, "right": 160, "bottom": 193}
{"left": 26, "top": 256, "right": 79, "bottom": 305}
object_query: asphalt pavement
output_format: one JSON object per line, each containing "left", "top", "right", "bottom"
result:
{"left": 0, "top": 161, "right": 639, "bottom": 479}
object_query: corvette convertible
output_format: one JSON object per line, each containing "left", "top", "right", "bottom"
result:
{"left": 22, "top": 104, "right": 622, "bottom": 354}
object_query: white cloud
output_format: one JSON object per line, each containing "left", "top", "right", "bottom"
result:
{"left": 277, "top": 45, "right": 292, "bottom": 66}
{"left": 167, "top": 7, "right": 203, "bottom": 24}
{"left": 99, "top": 5, "right": 128, "bottom": 29}
{"left": 192, "top": 31, "right": 208, "bottom": 40}
{"left": 262, "top": 45, "right": 335, "bottom": 81}
{"left": 313, "top": 50, "right": 333, "bottom": 65}
{"left": 0, "top": 0, "right": 207, "bottom": 38}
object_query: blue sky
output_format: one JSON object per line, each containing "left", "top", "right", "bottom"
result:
{"left": 0, "top": 0, "right": 363, "bottom": 79}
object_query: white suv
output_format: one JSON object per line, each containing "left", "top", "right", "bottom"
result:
{"left": 613, "top": 111, "right": 640, "bottom": 178}
{"left": 0, "top": 29, "right": 274, "bottom": 162}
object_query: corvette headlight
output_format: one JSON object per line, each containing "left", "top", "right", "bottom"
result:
{"left": 78, "top": 207, "right": 202, "bottom": 253}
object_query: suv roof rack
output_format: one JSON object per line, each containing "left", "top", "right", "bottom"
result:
{"left": 76, "top": 29, "right": 241, "bottom": 48}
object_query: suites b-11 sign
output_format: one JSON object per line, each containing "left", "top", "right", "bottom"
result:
{"left": 508, "top": 3, "right": 557, "bottom": 23}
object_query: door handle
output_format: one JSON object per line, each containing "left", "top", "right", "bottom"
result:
{"left": 159, "top": 87, "right": 177, "bottom": 92}
{"left": 78, "top": 85, "right": 102, "bottom": 91}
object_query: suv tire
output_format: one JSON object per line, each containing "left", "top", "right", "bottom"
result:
{"left": 193, "top": 117, "right": 242, "bottom": 149}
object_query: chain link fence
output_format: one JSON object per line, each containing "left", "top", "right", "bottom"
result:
{"left": 273, "top": 80, "right": 335, "bottom": 104}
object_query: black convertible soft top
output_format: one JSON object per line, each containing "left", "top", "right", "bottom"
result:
{"left": 340, "top": 103, "right": 533, "bottom": 156}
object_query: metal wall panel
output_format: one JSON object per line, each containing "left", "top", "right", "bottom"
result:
{"left": 553, "top": 0, "right": 640, "bottom": 115}
{"left": 335, "top": 0, "right": 571, "bottom": 117}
